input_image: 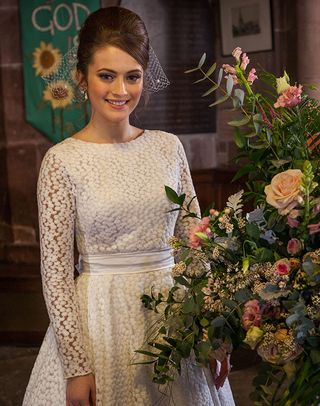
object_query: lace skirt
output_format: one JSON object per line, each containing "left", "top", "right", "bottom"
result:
{"left": 23, "top": 250, "right": 235, "bottom": 406}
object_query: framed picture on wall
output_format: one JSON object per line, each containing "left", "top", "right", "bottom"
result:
{"left": 220, "top": 0, "right": 273, "bottom": 55}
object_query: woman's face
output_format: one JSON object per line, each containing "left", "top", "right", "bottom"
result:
{"left": 83, "top": 45, "right": 144, "bottom": 124}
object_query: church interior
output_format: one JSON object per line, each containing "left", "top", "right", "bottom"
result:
{"left": 1, "top": 0, "right": 319, "bottom": 405}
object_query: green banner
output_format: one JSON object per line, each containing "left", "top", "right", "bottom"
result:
{"left": 19, "top": 0, "right": 100, "bottom": 143}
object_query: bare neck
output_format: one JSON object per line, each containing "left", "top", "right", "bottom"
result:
{"left": 75, "top": 114, "right": 139, "bottom": 144}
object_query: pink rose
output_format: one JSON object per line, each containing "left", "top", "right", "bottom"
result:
{"left": 222, "top": 64, "right": 236, "bottom": 75}
{"left": 274, "top": 258, "right": 291, "bottom": 275}
{"left": 240, "top": 53, "right": 250, "bottom": 70}
{"left": 242, "top": 299, "right": 262, "bottom": 331}
{"left": 287, "top": 238, "right": 302, "bottom": 255}
{"left": 247, "top": 68, "right": 258, "bottom": 84}
{"left": 264, "top": 169, "right": 303, "bottom": 215}
{"left": 189, "top": 216, "right": 211, "bottom": 248}
{"left": 232, "top": 47, "right": 242, "bottom": 62}
{"left": 308, "top": 222, "right": 320, "bottom": 235}
{"left": 274, "top": 85, "right": 303, "bottom": 108}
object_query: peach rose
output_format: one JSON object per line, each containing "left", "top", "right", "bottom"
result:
{"left": 264, "top": 169, "right": 303, "bottom": 215}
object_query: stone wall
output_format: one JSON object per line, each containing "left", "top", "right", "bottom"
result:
{"left": 0, "top": 0, "right": 51, "bottom": 265}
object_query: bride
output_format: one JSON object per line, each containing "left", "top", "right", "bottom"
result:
{"left": 23, "top": 6, "right": 235, "bottom": 405}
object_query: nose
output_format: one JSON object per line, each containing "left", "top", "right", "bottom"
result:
{"left": 111, "top": 76, "right": 128, "bottom": 97}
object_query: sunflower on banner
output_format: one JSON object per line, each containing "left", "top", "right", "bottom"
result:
{"left": 19, "top": 1, "right": 100, "bottom": 143}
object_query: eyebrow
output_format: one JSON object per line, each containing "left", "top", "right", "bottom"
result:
{"left": 97, "top": 68, "right": 143, "bottom": 74}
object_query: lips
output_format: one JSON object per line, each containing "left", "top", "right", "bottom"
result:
{"left": 105, "top": 99, "right": 129, "bottom": 106}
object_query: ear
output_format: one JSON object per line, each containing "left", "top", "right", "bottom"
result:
{"left": 76, "top": 69, "right": 87, "bottom": 89}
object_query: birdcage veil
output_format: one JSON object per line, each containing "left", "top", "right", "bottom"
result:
{"left": 42, "top": 44, "right": 170, "bottom": 103}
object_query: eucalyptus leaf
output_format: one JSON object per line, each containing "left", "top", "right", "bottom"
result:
{"left": 174, "top": 275, "right": 191, "bottom": 287}
{"left": 226, "top": 75, "right": 234, "bottom": 96}
{"left": 198, "top": 53, "right": 206, "bottom": 68}
{"left": 217, "top": 68, "right": 223, "bottom": 85}
{"left": 270, "top": 159, "right": 292, "bottom": 168}
{"left": 221, "top": 298, "right": 238, "bottom": 309}
{"left": 206, "top": 62, "right": 217, "bottom": 77}
{"left": 184, "top": 66, "right": 199, "bottom": 74}
{"left": 211, "top": 316, "right": 225, "bottom": 327}
{"left": 253, "top": 113, "right": 262, "bottom": 133}
{"left": 234, "top": 129, "right": 246, "bottom": 148}
{"left": 193, "top": 76, "right": 207, "bottom": 84}
{"left": 182, "top": 296, "right": 195, "bottom": 313}
{"left": 250, "top": 142, "right": 269, "bottom": 150}
{"left": 202, "top": 84, "right": 219, "bottom": 97}
{"left": 228, "top": 116, "right": 251, "bottom": 127}
{"left": 234, "top": 88, "right": 245, "bottom": 106}
{"left": 209, "top": 94, "right": 229, "bottom": 107}
{"left": 234, "top": 288, "right": 252, "bottom": 303}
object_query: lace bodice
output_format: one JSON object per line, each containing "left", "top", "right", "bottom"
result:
{"left": 37, "top": 130, "right": 200, "bottom": 378}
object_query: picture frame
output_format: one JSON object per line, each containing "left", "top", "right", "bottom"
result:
{"left": 219, "top": 0, "right": 273, "bottom": 56}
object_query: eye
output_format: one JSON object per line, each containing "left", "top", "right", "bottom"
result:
{"left": 127, "top": 74, "right": 142, "bottom": 83}
{"left": 98, "top": 73, "right": 114, "bottom": 81}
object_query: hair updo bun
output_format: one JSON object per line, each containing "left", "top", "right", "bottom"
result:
{"left": 77, "top": 7, "right": 150, "bottom": 75}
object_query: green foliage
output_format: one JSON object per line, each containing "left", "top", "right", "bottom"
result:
{"left": 135, "top": 52, "right": 320, "bottom": 404}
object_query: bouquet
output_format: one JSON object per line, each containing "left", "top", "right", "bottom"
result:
{"left": 136, "top": 47, "right": 320, "bottom": 405}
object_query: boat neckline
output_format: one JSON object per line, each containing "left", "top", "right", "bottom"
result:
{"left": 68, "top": 129, "right": 149, "bottom": 146}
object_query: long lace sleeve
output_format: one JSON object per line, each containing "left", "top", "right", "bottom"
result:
{"left": 37, "top": 150, "right": 92, "bottom": 379}
{"left": 174, "top": 140, "right": 201, "bottom": 242}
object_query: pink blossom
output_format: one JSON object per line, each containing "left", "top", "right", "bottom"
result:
{"left": 287, "top": 216, "right": 300, "bottom": 228}
{"left": 240, "top": 53, "right": 250, "bottom": 70}
{"left": 232, "top": 47, "right": 242, "bottom": 62}
{"left": 274, "top": 259, "right": 291, "bottom": 276}
{"left": 287, "top": 238, "right": 302, "bottom": 255}
{"left": 242, "top": 299, "right": 262, "bottom": 331}
{"left": 189, "top": 216, "right": 212, "bottom": 248}
{"left": 222, "top": 64, "right": 236, "bottom": 75}
{"left": 308, "top": 222, "right": 320, "bottom": 235}
{"left": 260, "top": 107, "right": 272, "bottom": 129}
{"left": 269, "top": 106, "right": 277, "bottom": 119}
{"left": 274, "top": 85, "right": 303, "bottom": 108}
{"left": 247, "top": 68, "right": 258, "bottom": 84}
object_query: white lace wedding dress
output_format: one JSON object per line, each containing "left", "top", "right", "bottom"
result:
{"left": 23, "top": 130, "right": 235, "bottom": 405}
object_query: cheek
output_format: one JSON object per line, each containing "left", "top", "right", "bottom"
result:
{"left": 131, "top": 85, "right": 143, "bottom": 100}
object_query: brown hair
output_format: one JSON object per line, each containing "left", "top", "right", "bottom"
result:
{"left": 77, "top": 7, "right": 150, "bottom": 75}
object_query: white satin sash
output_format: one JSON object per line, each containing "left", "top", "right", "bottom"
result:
{"left": 76, "top": 248, "right": 174, "bottom": 275}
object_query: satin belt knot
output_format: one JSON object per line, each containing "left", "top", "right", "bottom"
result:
{"left": 76, "top": 248, "right": 174, "bottom": 275}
